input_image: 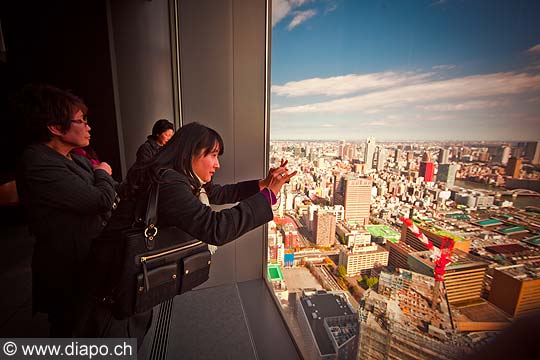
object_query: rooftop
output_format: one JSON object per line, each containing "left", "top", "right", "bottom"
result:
{"left": 485, "top": 244, "right": 528, "bottom": 255}
{"left": 299, "top": 291, "right": 356, "bottom": 356}
{"left": 267, "top": 264, "right": 283, "bottom": 281}
{"left": 365, "top": 225, "right": 401, "bottom": 243}
{"left": 523, "top": 235, "right": 540, "bottom": 247}
{"left": 326, "top": 316, "right": 359, "bottom": 347}
{"left": 452, "top": 299, "right": 511, "bottom": 332}
{"left": 410, "top": 249, "right": 488, "bottom": 271}
{"left": 473, "top": 218, "right": 503, "bottom": 227}
{"left": 496, "top": 226, "right": 529, "bottom": 235}
{"left": 496, "top": 264, "right": 540, "bottom": 281}
{"left": 414, "top": 219, "right": 467, "bottom": 243}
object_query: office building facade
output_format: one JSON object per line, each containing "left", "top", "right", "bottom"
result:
{"left": 314, "top": 210, "right": 337, "bottom": 247}
{"left": 407, "top": 250, "right": 488, "bottom": 304}
{"left": 489, "top": 264, "right": 540, "bottom": 318}
{"left": 334, "top": 175, "right": 372, "bottom": 224}
{"left": 437, "top": 164, "right": 459, "bottom": 186}
{"left": 297, "top": 291, "right": 359, "bottom": 360}
{"left": 506, "top": 157, "right": 522, "bottom": 178}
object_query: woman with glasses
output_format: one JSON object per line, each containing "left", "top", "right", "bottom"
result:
{"left": 14, "top": 84, "right": 117, "bottom": 337}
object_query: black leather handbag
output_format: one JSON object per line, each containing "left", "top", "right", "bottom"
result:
{"left": 102, "top": 175, "right": 212, "bottom": 320}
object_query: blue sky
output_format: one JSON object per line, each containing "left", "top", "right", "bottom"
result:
{"left": 270, "top": 0, "right": 540, "bottom": 141}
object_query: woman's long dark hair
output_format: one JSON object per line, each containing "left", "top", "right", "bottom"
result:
{"left": 120, "top": 122, "right": 224, "bottom": 199}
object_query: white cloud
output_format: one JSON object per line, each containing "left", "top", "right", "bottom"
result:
{"left": 417, "top": 100, "right": 507, "bottom": 112}
{"left": 272, "top": 71, "right": 434, "bottom": 97}
{"left": 288, "top": 9, "right": 317, "bottom": 30}
{"left": 366, "top": 121, "right": 387, "bottom": 126}
{"left": 432, "top": 64, "right": 456, "bottom": 70}
{"left": 273, "top": 72, "right": 540, "bottom": 114}
{"left": 272, "top": 0, "right": 312, "bottom": 27}
{"left": 527, "top": 44, "right": 540, "bottom": 54}
{"left": 272, "top": 0, "right": 293, "bottom": 26}
{"left": 324, "top": 2, "right": 338, "bottom": 14}
{"left": 320, "top": 124, "right": 335, "bottom": 127}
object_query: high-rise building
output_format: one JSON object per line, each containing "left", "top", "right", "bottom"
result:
{"left": 498, "top": 146, "right": 512, "bottom": 165}
{"left": 326, "top": 205, "right": 345, "bottom": 222}
{"left": 345, "top": 144, "right": 357, "bottom": 161}
{"left": 339, "top": 245, "right": 389, "bottom": 276}
{"left": 437, "top": 164, "right": 459, "bottom": 186}
{"left": 375, "top": 146, "right": 386, "bottom": 171}
{"left": 488, "top": 264, "right": 540, "bottom": 318}
{"left": 407, "top": 249, "right": 488, "bottom": 305}
{"left": 333, "top": 174, "right": 372, "bottom": 224}
{"left": 419, "top": 151, "right": 435, "bottom": 182}
{"left": 506, "top": 157, "right": 522, "bottom": 178}
{"left": 336, "top": 222, "right": 371, "bottom": 247}
{"left": 386, "top": 241, "right": 416, "bottom": 270}
{"left": 511, "top": 147, "right": 523, "bottom": 158}
{"left": 365, "top": 137, "right": 376, "bottom": 169}
{"left": 401, "top": 219, "right": 471, "bottom": 253}
{"left": 282, "top": 223, "right": 298, "bottom": 249}
{"left": 297, "top": 291, "right": 359, "bottom": 360}
{"left": 477, "top": 151, "right": 490, "bottom": 162}
{"left": 314, "top": 210, "right": 337, "bottom": 247}
{"left": 518, "top": 141, "right": 540, "bottom": 164}
{"left": 437, "top": 148, "right": 450, "bottom": 164}
{"left": 394, "top": 148, "right": 402, "bottom": 163}
{"left": 339, "top": 140, "right": 346, "bottom": 160}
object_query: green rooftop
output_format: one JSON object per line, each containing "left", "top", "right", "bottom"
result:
{"left": 267, "top": 264, "right": 283, "bottom": 281}
{"left": 475, "top": 218, "right": 503, "bottom": 226}
{"left": 523, "top": 235, "right": 540, "bottom": 246}
{"left": 498, "top": 226, "right": 528, "bottom": 234}
{"left": 365, "top": 225, "right": 401, "bottom": 243}
{"left": 432, "top": 228, "right": 466, "bottom": 242}
{"left": 445, "top": 213, "right": 470, "bottom": 221}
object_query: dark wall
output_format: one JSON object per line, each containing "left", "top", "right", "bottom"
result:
{"left": 108, "top": 0, "right": 175, "bottom": 172}
{"left": 0, "top": 0, "right": 121, "bottom": 181}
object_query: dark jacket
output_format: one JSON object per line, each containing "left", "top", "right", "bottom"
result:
{"left": 16, "top": 144, "right": 117, "bottom": 314}
{"left": 88, "top": 169, "right": 273, "bottom": 297}
{"left": 135, "top": 136, "right": 160, "bottom": 163}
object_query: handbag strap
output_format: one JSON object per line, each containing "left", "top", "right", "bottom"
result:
{"left": 145, "top": 181, "right": 160, "bottom": 227}
{"left": 141, "top": 168, "right": 170, "bottom": 250}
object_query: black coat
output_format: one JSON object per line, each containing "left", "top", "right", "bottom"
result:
{"left": 88, "top": 169, "right": 273, "bottom": 297}
{"left": 16, "top": 144, "right": 117, "bottom": 314}
{"left": 135, "top": 136, "right": 160, "bottom": 163}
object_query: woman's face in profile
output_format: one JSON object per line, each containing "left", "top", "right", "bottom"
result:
{"left": 191, "top": 142, "right": 221, "bottom": 183}
{"left": 157, "top": 129, "right": 174, "bottom": 146}
{"left": 58, "top": 109, "right": 91, "bottom": 148}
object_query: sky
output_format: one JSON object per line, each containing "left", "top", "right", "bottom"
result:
{"left": 270, "top": 0, "right": 540, "bottom": 141}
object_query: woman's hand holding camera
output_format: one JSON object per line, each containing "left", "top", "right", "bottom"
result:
{"left": 259, "top": 159, "right": 297, "bottom": 196}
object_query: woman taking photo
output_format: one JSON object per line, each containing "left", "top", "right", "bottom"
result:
{"left": 78, "top": 122, "right": 295, "bottom": 342}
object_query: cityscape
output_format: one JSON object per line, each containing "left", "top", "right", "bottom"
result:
{"left": 268, "top": 1, "right": 540, "bottom": 358}
{"left": 265, "top": 139, "right": 540, "bottom": 359}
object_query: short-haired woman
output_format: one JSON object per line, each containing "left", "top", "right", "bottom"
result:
{"left": 14, "top": 84, "right": 117, "bottom": 336}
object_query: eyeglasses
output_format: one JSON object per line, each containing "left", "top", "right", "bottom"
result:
{"left": 71, "top": 115, "right": 89, "bottom": 126}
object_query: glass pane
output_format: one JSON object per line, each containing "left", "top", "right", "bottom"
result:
{"left": 267, "top": 1, "right": 540, "bottom": 359}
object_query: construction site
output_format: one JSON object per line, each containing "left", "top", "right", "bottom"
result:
{"left": 358, "top": 269, "right": 490, "bottom": 360}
